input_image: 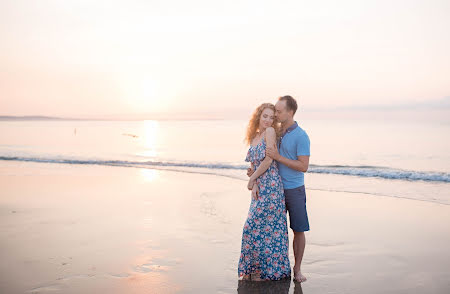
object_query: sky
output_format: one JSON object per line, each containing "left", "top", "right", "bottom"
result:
{"left": 1, "top": 0, "right": 449, "bottom": 120}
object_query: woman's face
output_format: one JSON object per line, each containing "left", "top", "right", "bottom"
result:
{"left": 259, "top": 108, "right": 275, "bottom": 130}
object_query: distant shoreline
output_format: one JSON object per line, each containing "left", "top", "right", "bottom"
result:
{"left": 0, "top": 116, "right": 84, "bottom": 121}
{"left": 2, "top": 109, "right": 450, "bottom": 123}
{"left": 0, "top": 115, "right": 229, "bottom": 121}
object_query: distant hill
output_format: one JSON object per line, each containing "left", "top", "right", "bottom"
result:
{"left": 0, "top": 115, "right": 82, "bottom": 121}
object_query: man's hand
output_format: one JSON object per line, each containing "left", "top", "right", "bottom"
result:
{"left": 266, "top": 146, "right": 280, "bottom": 161}
{"left": 251, "top": 184, "right": 259, "bottom": 200}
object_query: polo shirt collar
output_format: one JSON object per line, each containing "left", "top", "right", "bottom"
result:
{"left": 283, "top": 121, "right": 298, "bottom": 135}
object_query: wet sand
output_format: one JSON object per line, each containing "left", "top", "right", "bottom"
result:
{"left": 0, "top": 161, "right": 449, "bottom": 293}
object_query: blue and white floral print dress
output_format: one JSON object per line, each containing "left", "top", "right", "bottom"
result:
{"left": 238, "top": 137, "right": 291, "bottom": 280}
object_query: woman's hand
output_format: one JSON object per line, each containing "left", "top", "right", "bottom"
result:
{"left": 251, "top": 184, "right": 259, "bottom": 200}
{"left": 247, "top": 165, "right": 255, "bottom": 177}
{"left": 247, "top": 178, "right": 256, "bottom": 190}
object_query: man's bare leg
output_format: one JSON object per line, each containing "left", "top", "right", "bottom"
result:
{"left": 293, "top": 231, "right": 307, "bottom": 282}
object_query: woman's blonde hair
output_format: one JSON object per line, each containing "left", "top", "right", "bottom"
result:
{"left": 245, "top": 103, "right": 281, "bottom": 145}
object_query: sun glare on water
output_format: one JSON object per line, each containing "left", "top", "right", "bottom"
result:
{"left": 136, "top": 120, "right": 160, "bottom": 182}
{"left": 134, "top": 120, "right": 160, "bottom": 159}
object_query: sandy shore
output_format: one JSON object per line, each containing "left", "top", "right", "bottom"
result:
{"left": 0, "top": 161, "right": 449, "bottom": 294}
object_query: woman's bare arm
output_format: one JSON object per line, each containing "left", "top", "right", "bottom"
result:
{"left": 247, "top": 128, "right": 276, "bottom": 189}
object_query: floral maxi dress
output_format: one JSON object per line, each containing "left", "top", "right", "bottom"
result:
{"left": 238, "top": 138, "right": 291, "bottom": 280}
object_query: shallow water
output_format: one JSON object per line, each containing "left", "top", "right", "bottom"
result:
{"left": 1, "top": 119, "right": 449, "bottom": 204}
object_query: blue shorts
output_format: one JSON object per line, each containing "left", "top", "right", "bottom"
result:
{"left": 284, "top": 185, "right": 310, "bottom": 232}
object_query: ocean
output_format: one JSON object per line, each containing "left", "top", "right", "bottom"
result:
{"left": 1, "top": 118, "right": 449, "bottom": 205}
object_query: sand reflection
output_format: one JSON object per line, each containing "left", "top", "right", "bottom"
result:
{"left": 124, "top": 253, "right": 181, "bottom": 294}
{"left": 140, "top": 168, "right": 158, "bottom": 182}
{"left": 237, "top": 278, "right": 304, "bottom": 294}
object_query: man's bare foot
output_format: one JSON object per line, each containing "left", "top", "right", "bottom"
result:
{"left": 293, "top": 268, "right": 307, "bottom": 283}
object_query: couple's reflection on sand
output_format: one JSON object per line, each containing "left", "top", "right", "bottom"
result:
{"left": 237, "top": 278, "right": 303, "bottom": 294}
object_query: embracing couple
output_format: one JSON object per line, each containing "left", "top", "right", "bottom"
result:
{"left": 238, "top": 95, "right": 310, "bottom": 283}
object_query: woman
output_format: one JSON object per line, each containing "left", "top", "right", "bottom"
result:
{"left": 238, "top": 103, "right": 291, "bottom": 281}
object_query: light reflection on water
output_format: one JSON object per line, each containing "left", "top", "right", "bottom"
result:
{"left": 237, "top": 279, "right": 304, "bottom": 294}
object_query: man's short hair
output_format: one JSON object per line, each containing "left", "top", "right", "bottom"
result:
{"left": 278, "top": 95, "right": 298, "bottom": 115}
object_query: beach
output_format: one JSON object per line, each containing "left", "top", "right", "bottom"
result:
{"left": 2, "top": 0, "right": 450, "bottom": 292}
{"left": 1, "top": 161, "right": 449, "bottom": 294}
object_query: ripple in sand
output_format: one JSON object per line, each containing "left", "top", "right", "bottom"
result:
{"left": 131, "top": 255, "right": 180, "bottom": 274}
{"left": 28, "top": 275, "right": 96, "bottom": 293}
{"left": 55, "top": 274, "right": 96, "bottom": 281}
{"left": 28, "top": 284, "right": 60, "bottom": 293}
{"left": 133, "top": 263, "right": 170, "bottom": 273}
{"left": 107, "top": 272, "right": 131, "bottom": 278}
{"left": 309, "top": 241, "right": 348, "bottom": 248}
{"left": 304, "top": 259, "right": 337, "bottom": 266}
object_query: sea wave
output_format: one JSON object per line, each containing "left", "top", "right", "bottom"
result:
{"left": 1, "top": 155, "right": 449, "bottom": 183}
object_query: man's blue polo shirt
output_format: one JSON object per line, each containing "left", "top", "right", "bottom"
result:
{"left": 277, "top": 121, "right": 310, "bottom": 189}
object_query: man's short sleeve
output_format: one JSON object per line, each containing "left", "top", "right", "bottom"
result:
{"left": 296, "top": 132, "right": 310, "bottom": 156}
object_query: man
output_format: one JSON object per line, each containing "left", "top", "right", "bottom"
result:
{"left": 248, "top": 95, "right": 310, "bottom": 283}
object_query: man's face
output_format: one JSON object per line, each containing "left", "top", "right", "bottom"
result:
{"left": 275, "top": 100, "right": 290, "bottom": 123}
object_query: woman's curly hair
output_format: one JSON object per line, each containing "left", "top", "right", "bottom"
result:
{"left": 245, "top": 103, "right": 281, "bottom": 145}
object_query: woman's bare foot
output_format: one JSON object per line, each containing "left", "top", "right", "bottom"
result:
{"left": 293, "top": 268, "right": 307, "bottom": 283}
{"left": 242, "top": 274, "right": 251, "bottom": 280}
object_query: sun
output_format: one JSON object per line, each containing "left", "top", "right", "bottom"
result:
{"left": 119, "top": 73, "right": 180, "bottom": 115}
{"left": 141, "top": 78, "right": 158, "bottom": 101}
{"left": 120, "top": 76, "right": 161, "bottom": 112}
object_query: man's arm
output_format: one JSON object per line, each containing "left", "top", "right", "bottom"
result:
{"left": 266, "top": 146, "right": 309, "bottom": 172}
{"left": 276, "top": 154, "right": 309, "bottom": 172}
